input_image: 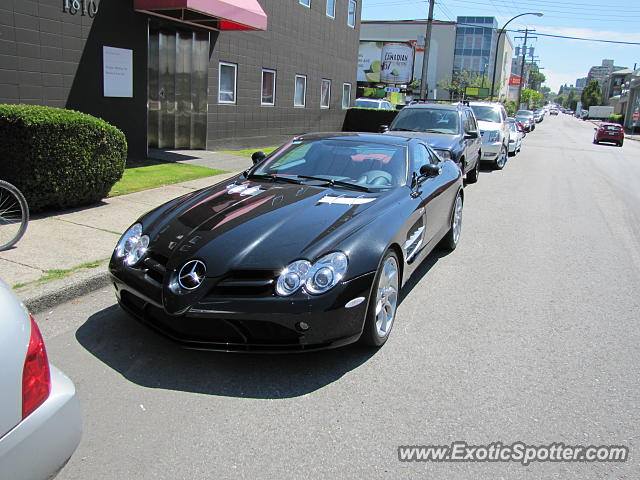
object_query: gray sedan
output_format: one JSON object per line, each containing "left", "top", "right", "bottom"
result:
{"left": 0, "top": 279, "right": 82, "bottom": 479}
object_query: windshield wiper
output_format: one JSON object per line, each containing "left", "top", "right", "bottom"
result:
{"left": 390, "top": 127, "right": 420, "bottom": 132}
{"left": 293, "top": 175, "right": 373, "bottom": 192}
{"left": 247, "top": 173, "right": 304, "bottom": 184}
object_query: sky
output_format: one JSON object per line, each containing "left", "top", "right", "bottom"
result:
{"left": 361, "top": 0, "right": 640, "bottom": 92}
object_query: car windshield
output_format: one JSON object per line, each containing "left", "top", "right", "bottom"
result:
{"left": 389, "top": 108, "right": 459, "bottom": 134}
{"left": 356, "top": 99, "right": 383, "bottom": 109}
{"left": 470, "top": 105, "right": 501, "bottom": 123}
{"left": 516, "top": 110, "right": 533, "bottom": 118}
{"left": 252, "top": 138, "right": 408, "bottom": 189}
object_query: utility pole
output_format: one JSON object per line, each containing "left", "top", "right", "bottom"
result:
{"left": 516, "top": 28, "right": 536, "bottom": 109}
{"left": 419, "top": 0, "right": 435, "bottom": 101}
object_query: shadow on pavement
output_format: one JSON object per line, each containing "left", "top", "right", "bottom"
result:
{"left": 75, "top": 304, "right": 376, "bottom": 400}
{"left": 398, "top": 247, "right": 450, "bottom": 304}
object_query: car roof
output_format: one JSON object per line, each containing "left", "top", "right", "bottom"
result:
{"left": 404, "top": 102, "right": 470, "bottom": 111}
{"left": 295, "top": 132, "right": 413, "bottom": 146}
{"left": 468, "top": 101, "right": 502, "bottom": 107}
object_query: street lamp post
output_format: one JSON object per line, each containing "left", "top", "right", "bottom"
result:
{"left": 489, "top": 12, "right": 543, "bottom": 101}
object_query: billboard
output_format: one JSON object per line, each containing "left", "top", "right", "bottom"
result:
{"left": 358, "top": 41, "right": 414, "bottom": 84}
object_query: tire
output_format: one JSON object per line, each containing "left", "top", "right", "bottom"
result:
{"left": 359, "top": 250, "right": 400, "bottom": 347}
{"left": 619, "top": 140, "right": 624, "bottom": 147}
{"left": 440, "top": 190, "right": 463, "bottom": 251}
{"left": 466, "top": 156, "right": 480, "bottom": 184}
{"left": 494, "top": 145, "right": 507, "bottom": 170}
{"left": 0, "top": 180, "right": 29, "bottom": 251}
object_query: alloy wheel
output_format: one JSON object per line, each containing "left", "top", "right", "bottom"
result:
{"left": 375, "top": 256, "right": 399, "bottom": 337}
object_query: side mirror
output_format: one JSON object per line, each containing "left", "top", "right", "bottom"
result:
{"left": 379, "top": 125, "right": 389, "bottom": 133}
{"left": 251, "top": 151, "right": 266, "bottom": 164}
{"left": 594, "top": 127, "right": 598, "bottom": 130}
{"left": 464, "top": 131, "right": 479, "bottom": 139}
{"left": 419, "top": 163, "right": 442, "bottom": 178}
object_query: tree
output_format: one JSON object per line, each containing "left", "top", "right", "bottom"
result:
{"left": 528, "top": 71, "right": 546, "bottom": 91}
{"left": 581, "top": 80, "right": 602, "bottom": 109}
{"left": 566, "top": 89, "right": 578, "bottom": 111}
{"left": 520, "top": 89, "right": 542, "bottom": 109}
{"left": 438, "top": 70, "right": 489, "bottom": 100}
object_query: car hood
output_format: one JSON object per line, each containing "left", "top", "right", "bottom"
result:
{"left": 477, "top": 120, "right": 501, "bottom": 131}
{"left": 386, "top": 131, "right": 459, "bottom": 150}
{"left": 141, "top": 176, "right": 396, "bottom": 277}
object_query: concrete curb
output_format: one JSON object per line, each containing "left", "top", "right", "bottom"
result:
{"left": 20, "top": 268, "right": 112, "bottom": 314}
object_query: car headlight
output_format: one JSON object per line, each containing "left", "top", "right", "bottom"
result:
{"left": 485, "top": 131, "right": 500, "bottom": 143}
{"left": 276, "top": 252, "right": 348, "bottom": 296}
{"left": 434, "top": 149, "right": 452, "bottom": 160}
{"left": 115, "top": 223, "right": 149, "bottom": 266}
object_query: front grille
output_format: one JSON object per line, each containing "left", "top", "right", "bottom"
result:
{"left": 208, "top": 269, "right": 277, "bottom": 298}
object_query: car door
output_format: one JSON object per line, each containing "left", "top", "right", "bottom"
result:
{"left": 413, "top": 143, "right": 452, "bottom": 252}
{"left": 462, "top": 110, "right": 481, "bottom": 170}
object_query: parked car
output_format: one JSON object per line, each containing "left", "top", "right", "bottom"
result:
{"left": 533, "top": 109, "right": 544, "bottom": 123}
{"left": 593, "top": 123, "right": 624, "bottom": 146}
{"left": 355, "top": 98, "right": 395, "bottom": 110}
{"left": 0, "top": 279, "right": 82, "bottom": 480}
{"left": 550, "top": 109, "right": 559, "bottom": 115}
{"left": 110, "top": 133, "right": 464, "bottom": 350}
{"left": 506, "top": 118, "right": 524, "bottom": 156}
{"left": 468, "top": 101, "right": 510, "bottom": 170}
{"left": 515, "top": 110, "right": 535, "bottom": 132}
{"left": 383, "top": 102, "right": 482, "bottom": 183}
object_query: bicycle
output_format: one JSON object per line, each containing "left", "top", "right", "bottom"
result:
{"left": 0, "top": 180, "right": 29, "bottom": 251}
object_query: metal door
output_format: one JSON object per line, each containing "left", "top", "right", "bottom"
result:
{"left": 148, "top": 27, "right": 209, "bottom": 149}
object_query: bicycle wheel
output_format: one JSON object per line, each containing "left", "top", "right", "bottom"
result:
{"left": 0, "top": 180, "right": 29, "bottom": 251}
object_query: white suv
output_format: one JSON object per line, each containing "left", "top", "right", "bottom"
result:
{"left": 468, "top": 102, "right": 510, "bottom": 170}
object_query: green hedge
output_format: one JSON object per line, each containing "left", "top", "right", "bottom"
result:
{"left": 608, "top": 114, "right": 624, "bottom": 125}
{"left": 0, "top": 104, "right": 127, "bottom": 212}
{"left": 342, "top": 107, "right": 399, "bottom": 133}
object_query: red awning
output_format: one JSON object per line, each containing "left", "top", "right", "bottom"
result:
{"left": 134, "top": 0, "right": 267, "bottom": 31}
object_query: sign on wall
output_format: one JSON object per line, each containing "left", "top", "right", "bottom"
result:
{"left": 103, "top": 46, "right": 133, "bottom": 98}
{"left": 509, "top": 75, "right": 523, "bottom": 86}
{"left": 63, "top": 0, "right": 99, "bottom": 17}
{"left": 358, "top": 41, "right": 414, "bottom": 84}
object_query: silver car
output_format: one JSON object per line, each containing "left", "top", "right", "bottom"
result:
{"left": 0, "top": 279, "right": 82, "bottom": 480}
{"left": 468, "top": 101, "right": 510, "bottom": 170}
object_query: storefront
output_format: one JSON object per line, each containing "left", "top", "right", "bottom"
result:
{"left": 0, "top": 0, "right": 360, "bottom": 156}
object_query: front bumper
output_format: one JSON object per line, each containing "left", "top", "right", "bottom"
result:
{"left": 0, "top": 366, "right": 82, "bottom": 480}
{"left": 110, "top": 264, "right": 376, "bottom": 352}
{"left": 481, "top": 141, "right": 502, "bottom": 160}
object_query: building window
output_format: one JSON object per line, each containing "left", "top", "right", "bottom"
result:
{"left": 261, "top": 69, "right": 276, "bottom": 106}
{"left": 347, "top": 0, "right": 356, "bottom": 28}
{"left": 321, "top": 79, "right": 331, "bottom": 108}
{"left": 342, "top": 83, "right": 351, "bottom": 109}
{"left": 294, "top": 74, "right": 307, "bottom": 107}
{"left": 299, "top": 0, "right": 310, "bottom": 7}
{"left": 326, "top": 0, "right": 335, "bottom": 17}
{"left": 219, "top": 62, "right": 237, "bottom": 104}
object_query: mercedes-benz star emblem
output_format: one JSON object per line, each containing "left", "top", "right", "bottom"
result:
{"left": 177, "top": 260, "right": 206, "bottom": 290}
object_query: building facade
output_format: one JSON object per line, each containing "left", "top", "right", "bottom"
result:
{"left": 358, "top": 16, "right": 512, "bottom": 101}
{"left": 359, "top": 20, "right": 457, "bottom": 100}
{"left": 587, "top": 59, "right": 627, "bottom": 89}
{"left": 0, "top": 0, "right": 361, "bottom": 156}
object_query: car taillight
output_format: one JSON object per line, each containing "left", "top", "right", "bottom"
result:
{"left": 22, "top": 314, "right": 51, "bottom": 419}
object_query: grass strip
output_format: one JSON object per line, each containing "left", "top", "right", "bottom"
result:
{"left": 110, "top": 162, "right": 226, "bottom": 197}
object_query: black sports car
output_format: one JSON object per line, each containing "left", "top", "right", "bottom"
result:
{"left": 109, "top": 133, "right": 464, "bottom": 352}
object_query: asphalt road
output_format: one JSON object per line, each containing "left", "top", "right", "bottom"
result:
{"left": 43, "top": 114, "right": 640, "bottom": 480}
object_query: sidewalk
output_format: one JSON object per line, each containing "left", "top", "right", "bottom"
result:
{"left": 0, "top": 150, "right": 254, "bottom": 313}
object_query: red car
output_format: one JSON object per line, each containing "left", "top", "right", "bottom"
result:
{"left": 593, "top": 123, "right": 624, "bottom": 147}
